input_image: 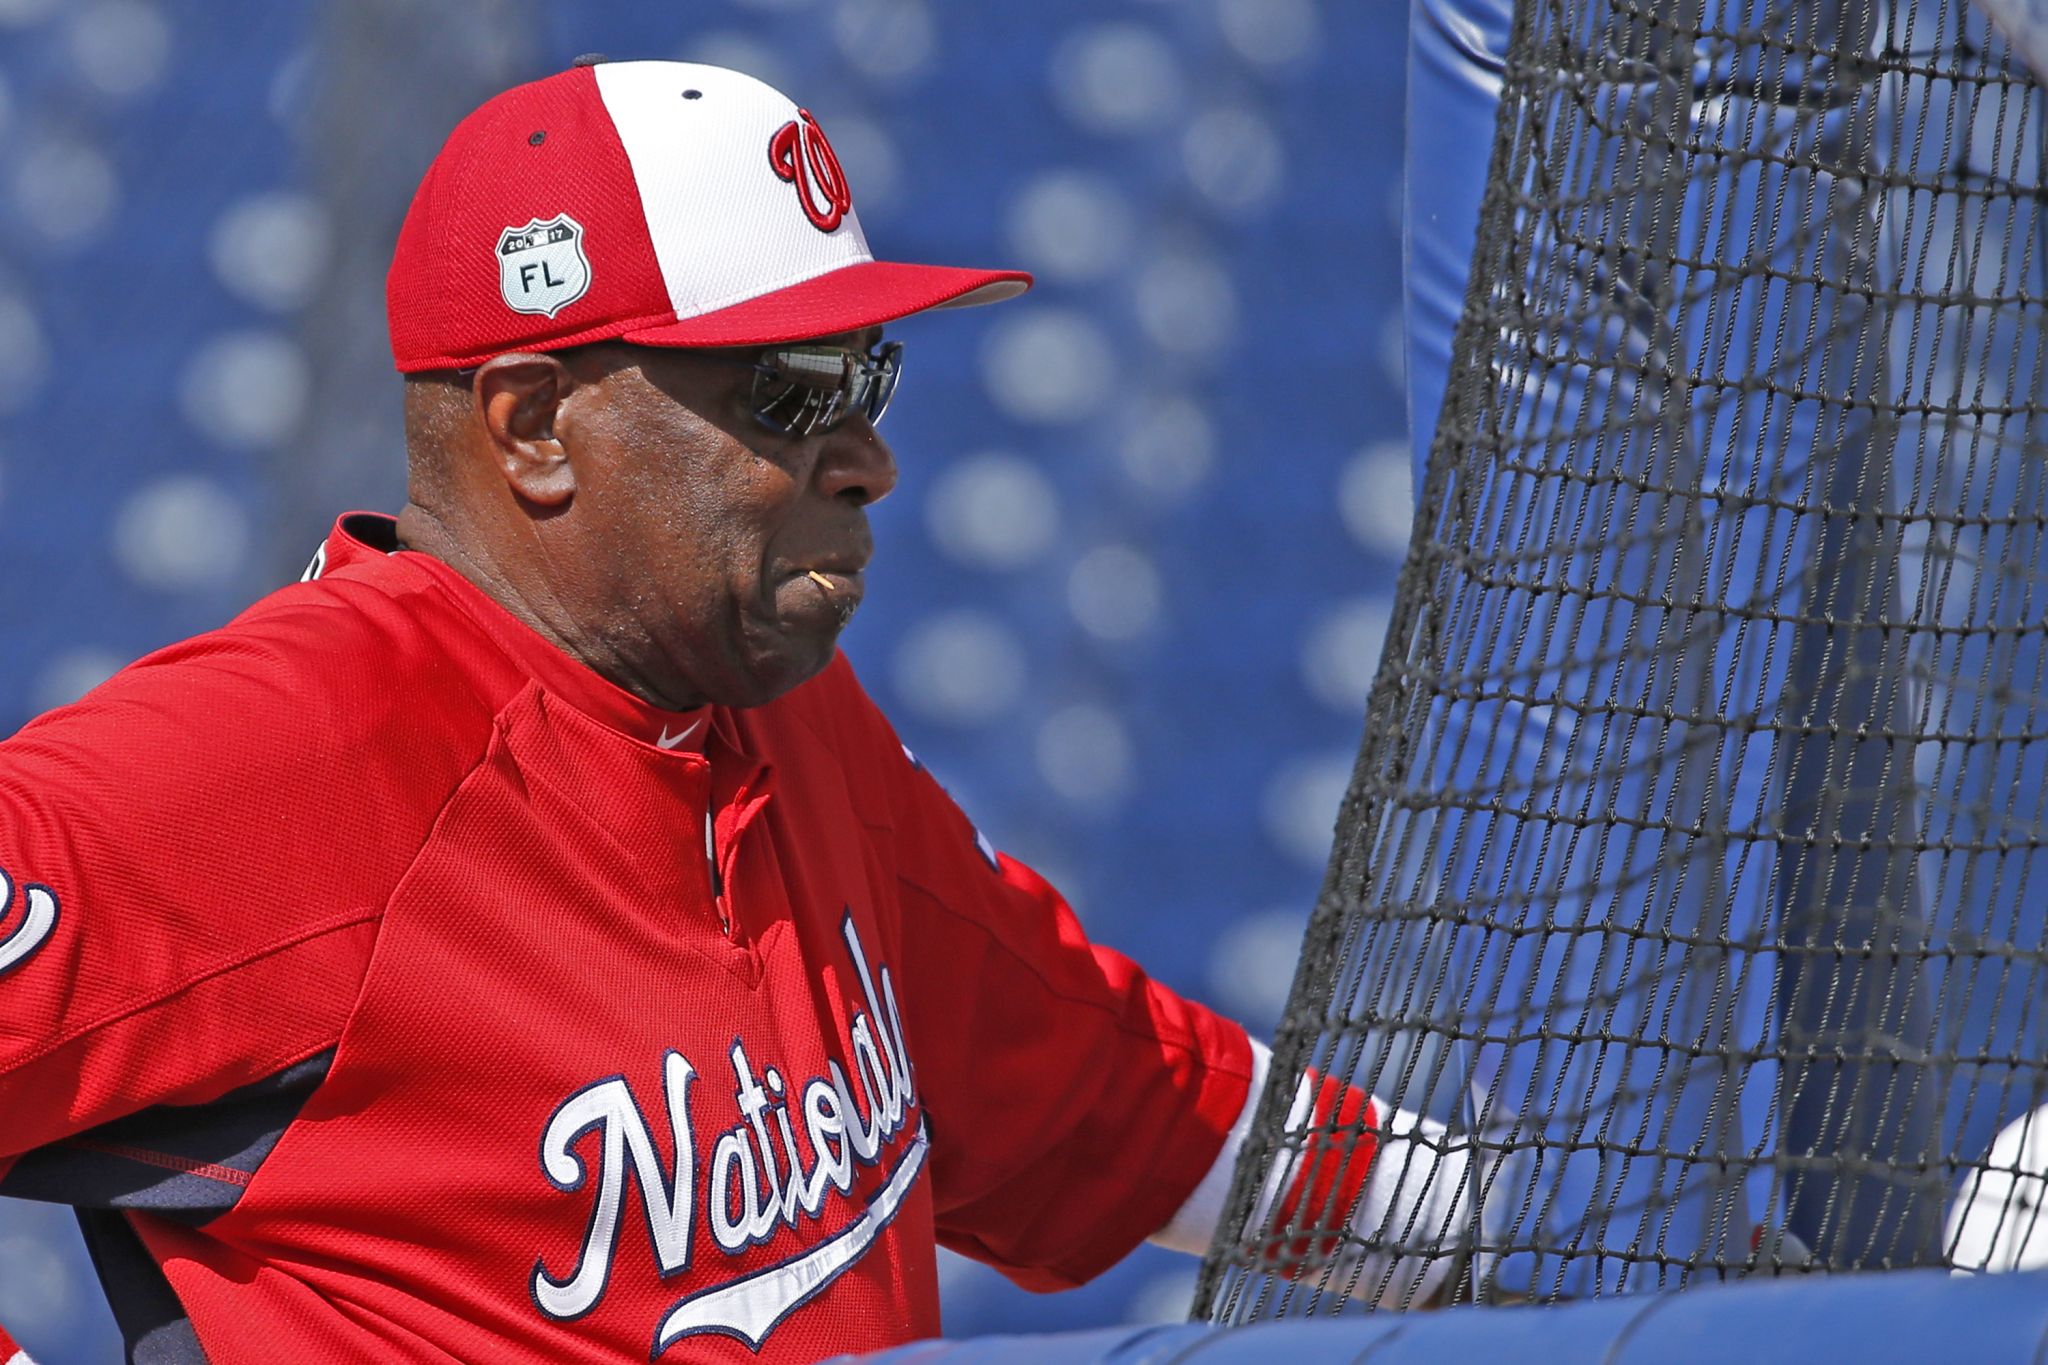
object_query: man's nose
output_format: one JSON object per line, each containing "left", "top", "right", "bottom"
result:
{"left": 814, "top": 414, "right": 898, "bottom": 507}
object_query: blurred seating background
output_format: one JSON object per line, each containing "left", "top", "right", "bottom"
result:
{"left": 0, "top": 1, "right": 1409, "bottom": 1357}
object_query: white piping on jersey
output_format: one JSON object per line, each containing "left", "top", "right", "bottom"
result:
{"left": 0, "top": 869, "right": 58, "bottom": 978}
{"left": 655, "top": 1121, "right": 927, "bottom": 1352}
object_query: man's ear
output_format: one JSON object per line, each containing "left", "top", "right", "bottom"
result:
{"left": 475, "top": 353, "right": 579, "bottom": 506}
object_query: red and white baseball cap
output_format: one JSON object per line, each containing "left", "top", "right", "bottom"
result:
{"left": 386, "top": 59, "right": 1032, "bottom": 372}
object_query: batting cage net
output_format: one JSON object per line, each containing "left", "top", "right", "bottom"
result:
{"left": 1197, "top": 0, "right": 2048, "bottom": 1320}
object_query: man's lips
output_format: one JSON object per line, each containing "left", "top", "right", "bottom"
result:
{"left": 792, "top": 551, "right": 869, "bottom": 577}
{"left": 785, "top": 564, "right": 866, "bottom": 624}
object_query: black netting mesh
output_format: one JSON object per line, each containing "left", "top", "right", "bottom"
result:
{"left": 1196, "top": 0, "right": 2048, "bottom": 1320}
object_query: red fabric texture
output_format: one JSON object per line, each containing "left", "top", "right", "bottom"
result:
{"left": 1264, "top": 1071, "right": 1381, "bottom": 1266}
{"left": 0, "top": 515, "right": 1252, "bottom": 1363}
{"left": 0, "top": 1319, "right": 24, "bottom": 1361}
{"left": 386, "top": 66, "right": 670, "bottom": 371}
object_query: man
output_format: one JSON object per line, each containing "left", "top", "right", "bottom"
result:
{"left": 0, "top": 60, "right": 1468, "bottom": 1363}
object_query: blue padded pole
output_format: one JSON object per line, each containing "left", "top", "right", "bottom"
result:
{"left": 844, "top": 1269, "right": 2048, "bottom": 1363}
{"left": 1404, "top": 0, "right": 1514, "bottom": 496}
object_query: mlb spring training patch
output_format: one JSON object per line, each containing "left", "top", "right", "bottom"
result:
{"left": 497, "top": 214, "right": 592, "bottom": 317}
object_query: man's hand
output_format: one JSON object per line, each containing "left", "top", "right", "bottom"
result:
{"left": 1255, "top": 1069, "right": 1477, "bottom": 1308}
{"left": 1152, "top": 1042, "right": 1481, "bottom": 1309}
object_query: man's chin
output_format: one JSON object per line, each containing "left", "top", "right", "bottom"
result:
{"left": 721, "top": 634, "right": 841, "bottom": 710}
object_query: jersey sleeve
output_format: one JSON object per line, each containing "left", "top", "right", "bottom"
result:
{"left": 818, "top": 658, "right": 1256, "bottom": 1291}
{"left": 0, "top": 586, "right": 483, "bottom": 1171}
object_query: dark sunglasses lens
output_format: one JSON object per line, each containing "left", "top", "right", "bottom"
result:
{"left": 752, "top": 343, "right": 901, "bottom": 435}
{"left": 752, "top": 354, "right": 824, "bottom": 434}
{"left": 863, "top": 342, "right": 902, "bottom": 425}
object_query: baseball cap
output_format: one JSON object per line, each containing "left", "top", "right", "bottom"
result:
{"left": 386, "top": 59, "right": 1032, "bottom": 372}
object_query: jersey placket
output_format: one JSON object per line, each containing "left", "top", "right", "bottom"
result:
{"left": 701, "top": 726, "right": 775, "bottom": 986}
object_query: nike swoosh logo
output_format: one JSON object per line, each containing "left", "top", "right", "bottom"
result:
{"left": 0, "top": 869, "right": 59, "bottom": 977}
{"left": 656, "top": 720, "right": 703, "bottom": 750}
{"left": 653, "top": 1120, "right": 928, "bottom": 1355}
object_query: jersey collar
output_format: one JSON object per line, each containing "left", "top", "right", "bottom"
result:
{"left": 319, "top": 513, "right": 715, "bottom": 756}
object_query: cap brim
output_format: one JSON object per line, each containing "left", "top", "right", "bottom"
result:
{"left": 617, "top": 260, "right": 1032, "bottom": 349}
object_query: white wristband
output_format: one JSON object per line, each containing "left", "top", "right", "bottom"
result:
{"left": 1151, "top": 1042, "right": 1475, "bottom": 1310}
{"left": 1150, "top": 1037, "right": 1272, "bottom": 1254}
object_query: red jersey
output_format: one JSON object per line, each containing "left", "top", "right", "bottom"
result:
{"left": 0, "top": 514, "right": 1253, "bottom": 1363}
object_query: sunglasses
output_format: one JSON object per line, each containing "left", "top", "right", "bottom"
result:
{"left": 728, "top": 340, "right": 904, "bottom": 437}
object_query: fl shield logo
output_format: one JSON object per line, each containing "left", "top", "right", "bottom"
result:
{"left": 497, "top": 213, "right": 592, "bottom": 318}
{"left": 0, "top": 865, "right": 58, "bottom": 977}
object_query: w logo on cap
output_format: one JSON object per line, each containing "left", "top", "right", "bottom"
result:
{"left": 769, "top": 109, "right": 852, "bottom": 234}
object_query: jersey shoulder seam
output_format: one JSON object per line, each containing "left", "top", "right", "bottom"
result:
{"left": 199, "top": 568, "right": 503, "bottom": 749}
{"left": 246, "top": 560, "right": 451, "bottom": 645}
{"left": 7, "top": 716, "right": 512, "bottom": 1091}
{"left": 317, "top": 707, "right": 519, "bottom": 1053}
{"left": 0, "top": 581, "right": 521, "bottom": 1106}
{"left": 0, "top": 905, "right": 383, "bottom": 1079}
{"left": 892, "top": 874, "right": 1251, "bottom": 1075}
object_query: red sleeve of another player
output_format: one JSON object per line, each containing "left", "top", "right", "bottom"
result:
{"left": 820, "top": 661, "right": 1254, "bottom": 1291}
{"left": 0, "top": 600, "right": 463, "bottom": 1165}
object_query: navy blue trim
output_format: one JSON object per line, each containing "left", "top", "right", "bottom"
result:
{"left": 4, "top": 1051, "right": 331, "bottom": 1364}
{"left": 337, "top": 511, "right": 400, "bottom": 552}
{"left": 711, "top": 1035, "right": 785, "bottom": 1258}
{"left": 1, "top": 1051, "right": 331, "bottom": 1224}
{"left": 75, "top": 1209, "right": 209, "bottom": 1363}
